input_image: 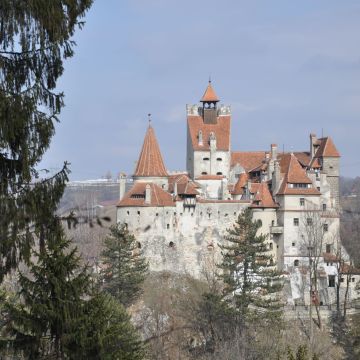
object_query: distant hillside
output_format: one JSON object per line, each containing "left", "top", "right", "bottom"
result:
{"left": 340, "top": 177, "right": 360, "bottom": 266}
{"left": 59, "top": 180, "right": 121, "bottom": 264}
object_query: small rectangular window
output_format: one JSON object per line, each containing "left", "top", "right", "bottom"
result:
{"left": 323, "top": 224, "right": 328, "bottom": 232}
{"left": 323, "top": 204, "right": 327, "bottom": 211}
{"left": 300, "top": 198, "right": 305, "bottom": 206}
{"left": 292, "top": 242, "right": 296, "bottom": 247}
{"left": 307, "top": 218, "right": 313, "bottom": 226}
{"left": 326, "top": 244, "right": 331, "bottom": 253}
{"left": 293, "top": 218, "right": 299, "bottom": 226}
{"left": 328, "top": 275, "right": 335, "bottom": 287}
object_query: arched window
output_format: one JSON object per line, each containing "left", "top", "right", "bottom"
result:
{"left": 169, "top": 241, "right": 174, "bottom": 248}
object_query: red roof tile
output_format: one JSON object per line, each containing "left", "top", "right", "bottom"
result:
{"left": 188, "top": 115, "right": 231, "bottom": 151}
{"left": 251, "top": 182, "right": 278, "bottom": 208}
{"left": 195, "top": 175, "right": 225, "bottom": 180}
{"left": 231, "top": 152, "right": 266, "bottom": 172}
{"left": 117, "top": 182, "right": 174, "bottom": 207}
{"left": 314, "top": 137, "right": 340, "bottom": 158}
{"left": 168, "top": 174, "right": 199, "bottom": 195}
{"left": 134, "top": 125, "right": 168, "bottom": 177}
{"left": 232, "top": 173, "right": 248, "bottom": 195}
{"left": 277, "top": 154, "right": 320, "bottom": 196}
{"left": 200, "top": 81, "right": 219, "bottom": 102}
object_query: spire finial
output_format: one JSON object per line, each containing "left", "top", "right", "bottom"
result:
{"left": 148, "top": 113, "right": 151, "bottom": 127}
{"left": 209, "top": 75, "right": 211, "bottom": 83}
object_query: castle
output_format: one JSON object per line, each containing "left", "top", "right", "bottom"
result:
{"left": 116, "top": 82, "right": 354, "bottom": 305}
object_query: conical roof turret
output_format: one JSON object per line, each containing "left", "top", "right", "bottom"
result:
{"left": 200, "top": 81, "right": 219, "bottom": 102}
{"left": 134, "top": 124, "right": 168, "bottom": 177}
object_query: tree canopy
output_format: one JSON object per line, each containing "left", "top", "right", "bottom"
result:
{"left": 0, "top": 0, "right": 93, "bottom": 280}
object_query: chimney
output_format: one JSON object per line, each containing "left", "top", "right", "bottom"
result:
{"left": 272, "top": 161, "right": 281, "bottom": 194}
{"left": 119, "top": 173, "right": 126, "bottom": 201}
{"left": 145, "top": 184, "right": 151, "bottom": 204}
{"left": 271, "top": 144, "right": 277, "bottom": 160}
{"left": 310, "top": 133, "right": 317, "bottom": 158}
{"left": 174, "top": 181, "right": 178, "bottom": 197}
{"left": 209, "top": 132, "right": 216, "bottom": 150}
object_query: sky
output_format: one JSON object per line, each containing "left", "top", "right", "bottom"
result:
{"left": 40, "top": 0, "right": 360, "bottom": 179}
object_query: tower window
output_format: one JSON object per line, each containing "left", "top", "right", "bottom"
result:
{"left": 167, "top": 224, "right": 170, "bottom": 229}
{"left": 323, "top": 204, "right": 327, "bottom": 211}
{"left": 294, "top": 259, "right": 299, "bottom": 266}
{"left": 323, "top": 224, "right": 328, "bottom": 232}
{"left": 169, "top": 241, "right": 174, "bottom": 248}
{"left": 326, "top": 244, "right": 331, "bottom": 253}
{"left": 328, "top": 275, "right": 335, "bottom": 287}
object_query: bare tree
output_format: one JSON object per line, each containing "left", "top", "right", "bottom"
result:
{"left": 299, "top": 205, "right": 337, "bottom": 330}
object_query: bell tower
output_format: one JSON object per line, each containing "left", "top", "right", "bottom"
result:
{"left": 200, "top": 80, "right": 219, "bottom": 124}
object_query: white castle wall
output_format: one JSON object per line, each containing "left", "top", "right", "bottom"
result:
{"left": 117, "top": 201, "right": 249, "bottom": 278}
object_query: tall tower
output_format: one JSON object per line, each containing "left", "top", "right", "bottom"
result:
{"left": 186, "top": 82, "right": 231, "bottom": 180}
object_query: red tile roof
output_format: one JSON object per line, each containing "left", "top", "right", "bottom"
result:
{"left": 231, "top": 152, "right": 266, "bottom": 172}
{"left": 200, "top": 81, "right": 219, "bottom": 102}
{"left": 187, "top": 115, "right": 231, "bottom": 151}
{"left": 277, "top": 154, "right": 320, "bottom": 196}
{"left": 168, "top": 174, "right": 199, "bottom": 195}
{"left": 232, "top": 173, "right": 248, "bottom": 195}
{"left": 134, "top": 125, "right": 168, "bottom": 177}
{"left": 117, "top": 182, "right": 175, "bottom": 207}
{"left": 314, "top": 137, "right": 340, "bottom": 158}
{"left": 251, "top": 182, "right": 278, "bottom": 208}
{"left": 195, "top": 175, "right": 225, "bottom": 180}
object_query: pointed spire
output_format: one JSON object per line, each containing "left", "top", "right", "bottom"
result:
{"left": 200, "top": 80, "right": 219, "bottom": 102}
{"left": 134, "top": 123, "right": 168, "bottom": 177}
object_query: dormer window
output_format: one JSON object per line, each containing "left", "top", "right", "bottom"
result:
{"left": 288, "top": 183, "right": 310, "bottom": 189}
{"left": 198, "top": 130, "right": 203, "bottom": 146}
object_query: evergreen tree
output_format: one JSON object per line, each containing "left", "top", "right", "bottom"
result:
{"left": 0, "top": 0, "right": 93, "bottom": 281}
{"left": 219, "top": 208, "right": 283, "bottom": 321}
{"left": 1, "top": 227, "right": 146, "bottom": 360}
{"left": 67, "top": 292, "right": 146, "bottom": 360}
{"left": 2, "top": 228, "right": 91, "bottom": 359}
{"left": 100, "top": 224, "right": 148, "bottom": 307}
